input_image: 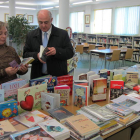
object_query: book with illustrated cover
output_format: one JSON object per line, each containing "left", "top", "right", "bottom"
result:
{"left": 110, "top": 80, "right": 124, "bottom": 100}
{"left": 20, "top": 57, "right": 34, "bottom": 65}
{"left": 18, "top": 83, "right": 47, "bottom": 114}
{"left": 65, "top": 114, "right": 100, "bottom": 137}
{"left": 41, "top": 92, "right": 60, "bottom": 111}
{"left": 0, "top": 99, "right": 18, "bottom": 121}
{"left": 48, "top": 106, "right": 74, "bottom": 123}
{"left": 73, "top": 84, "right": 89, "bottom": 108}
{"left": 54, "top": 85, "right": 70, "bottom": 106}
{"left": 9, "top": 60, "right": 19, "bottom": 68}
{"left": 92, "top": 78, "right": 107, "bottom": 102}
{"left": 78, "top": 73, "right": 87, "bottom": 80}
{"left": 10, "top": 126, "right": 54, "bottom": 140}
{"left": 126, "top": 72, "right": 139, "bottom": 84}
{"left": 38, "top": 119, "right": 70, "bottom": 140}
{"left": 113, "top": 74, "right": 123, "bottom": 80}
{"left": 0, "top": 120, "right": 17, "bottom": 140}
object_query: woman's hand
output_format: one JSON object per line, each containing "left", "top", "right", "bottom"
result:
{"left": 19, "top": 64, "right": 28, "bottom": 73}
{"left": 5, "top": 67, "right": 18, "bottom": 76}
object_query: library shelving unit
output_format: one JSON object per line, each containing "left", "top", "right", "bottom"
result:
{"left": 107, "top": 35, "right": 119, "bottom": 48}
{"left": 72, "top": 33, "right": 78, "bottom": 45}
{"left": 96, "top": 35, "right": 108, "bottom": 47}
{"left": 87, "top": 34, "right": 96, "bottom": 44}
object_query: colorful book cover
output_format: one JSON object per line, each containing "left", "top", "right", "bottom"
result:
{"left": 113, "top": 74, "right": 122, "bottom": 80}
{"left": 0, "top": 89, "right": 4, "bottom": 103}
{"left": 29, "top": 76, "right": 57, "bottom": 93}
{"left": 17, "top": 83, "right": 47, "bottom": 114}
{"left": 38, "top": 119, "right": 70, "bottom": 140}
{"left": 110, "top": 80, "right": 124, "bottom": 100}
{"left": 9, "top": 60, "right": 19, "bottom": 68}
{"left": 48, "top": 107, "right": 74, "bottom": 123}
{"left": 54, "top": 85, "right": 70, "bottom": 106}
{"left": 1, "top": 79, "right": 28, "bottom": 101}
{"left": 73, "top": 84, "right": 88, "bottom": 108}
{"left": 0, "top": 120, "right": 17, "bottom": 140}
{"left": 0, "top": 99, "right": 18, "bottom": 121}
{"left": 126, "top": 72, "right": 138, "bottom": 84}
{"left": 41, "top": 92, "right": 60, "bottom": 111}
{"left": 92, "top": 78, "right": 107, "bottom": 101}
{"left": 78, "top": 73, "right": 87, "bottom": 80}
{"left": 20, "top": 57, "right": 34, "bottom": 65}
{"left": 10, "top": 126, "right": 54, "bottom": 140}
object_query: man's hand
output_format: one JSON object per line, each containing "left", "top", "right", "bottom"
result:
{"left": 37, "top": 53, "right": 46, "bottom": 64}
{"left": 5, "top": 67, "right": 18, "bottom": 76}
{"left": 19, "top": 64, "right": 28, "bottom": 73}
{"left": 46, "top": 47, "right": 56, "bottom": 56}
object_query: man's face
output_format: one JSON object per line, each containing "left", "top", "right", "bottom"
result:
{"left": 38, "top": 13, "right": 53, "bottom": 32}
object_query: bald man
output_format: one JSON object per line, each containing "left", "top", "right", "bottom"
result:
{"left": 23, "top": 10, "right": 74, "bottom": 79}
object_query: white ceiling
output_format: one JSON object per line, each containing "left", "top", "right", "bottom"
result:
{"left": 0, "top": 0, "right": 123, "bottom": 10}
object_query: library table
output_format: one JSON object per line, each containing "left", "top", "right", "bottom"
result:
{"left": 89, "top": 48, "right": 139, "bottom": 71}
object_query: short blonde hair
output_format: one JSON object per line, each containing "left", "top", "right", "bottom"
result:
{"left": 0, "top": 21, "right": 7, "bottom": 30}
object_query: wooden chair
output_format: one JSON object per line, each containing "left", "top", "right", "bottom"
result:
{"left": 88, "top": 44, "right": 96, "bottom": 53}
{"left": 110, "top": 46, "right": 118, "bottom": 50}
{"left": 75, "top": 45, "right": 84, "bottom": 60}
{"left": 120, "top": 48, "right": 133, "bottom": 66}
{"left": 106, "top": 50, "right": 121, "bottom": 69}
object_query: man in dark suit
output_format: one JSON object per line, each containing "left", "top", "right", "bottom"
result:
{"left": 23, "top": 10, "right": 74, "bottom": 79}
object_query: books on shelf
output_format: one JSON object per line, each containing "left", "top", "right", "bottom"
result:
{"left": 92, "top": 78, "right": 107, "bottom": 102}
{"left": 110, "top": 80, "right": 124, "bottom": 100}
{"left": 38, "top": 119, "right": 70, "bottom": 140}
{"left": 48, "top": 106, "right": 74, "bottom": 123}
{"left": 41, "top": 92, "right": 60, "bottom": 111}
{"left": 10, "top": 126, "right": 54, "bottom": 140}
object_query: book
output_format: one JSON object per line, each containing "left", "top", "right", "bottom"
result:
{"left": 0, "top": 99, "right": 18, "bottom": 120}
{"left": 41, "top": 47, "right": 50, "bottom": 61}
{"left": 17, "top": 83, "right": 47, "bottom": 114}
{"left": 10, "top": 126, "right": 54, "bottom": 140}
{"left": 92, "top": 78, "right": 107, "bottom": 102}
{"left": 38, "top": 119, "right": 70, "bottom": 140}
{"left": 78, "top": 73, "right": 87, "bottom": 80}
{"left": 86, "top": 71, "right": 96, "bottom": 81}
{"left": 73, "top": 84, "right": 89, "bottom": 108}
{"left": 126, "top": 72, "right": 139, "bottom": 84}
{"left": 0, "top": 89, "right": 4, "bottom": 102}
{"left": 9, "top": 60, "right": 19, "bottom": 68}
{"left": 41, "top": 92, "right": 60, "bottom": 111}
{"left": 65, "top": 114, "right": 99, "bottom": 137}
{"left": 0, "top": 120, "right": 17, "bottom": 140}
{"left": 110, "top": 80, "right": 124, "bottom": 100}
{"left": 113, "top": 74, "right": 122, "bottom": 80}
{"left": 20, "top": 57, "right": 35, "bottom": 65}
{"left": 125, "top": 81, "right": 138, "bottom": 89}
{"left": 54, "top": 85, "right": 70, "bottom": 106}
{"left": 13, "top": 110, "right": 51, "bottom": 127}
{"left": 48, "top": 106, "right": 74, "bottom": 123}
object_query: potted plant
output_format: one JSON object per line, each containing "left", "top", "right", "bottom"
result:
{"left": 8, "top": 14, "right": 33, "bottom": 56}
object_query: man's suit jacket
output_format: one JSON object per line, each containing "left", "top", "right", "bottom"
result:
{"left": 23, "top": 24, "right": 74, "bottom": 79}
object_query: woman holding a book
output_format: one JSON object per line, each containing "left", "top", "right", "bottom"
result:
{"left": 0, "top": 21, "right": 28, "bottom": 84}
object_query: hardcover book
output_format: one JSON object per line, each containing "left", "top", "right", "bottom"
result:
{"left": 54, "top": 85, "right": 70, "bottom": 106}
{"left": 110, "top": 80, "right": 124, "bottom": 100}
{"left": 38, "top": 119, "right": 70, "bottom": 140}
{"left": 17, "top": 83, "right": 47, "bottom": 114}
{"left": 86, "top": 71, "right": 96, "bottom": 81}
{"left": 126, "top": 72, "right": 139, "bottom": 84}
{"left": 0, "top": 120, "right": 17, "bottom": 140}
{"left": 92, "top": 78, "right": 107, "bottom": 102}
{"left": 41, "top": 92, "right": 60, "bottom": 111}
{"left": 10, "top": 126, "right": 54, "bottom": 140}
{"left": 78, "top": 73, "right": 87, "bottom": 80}
{"left": 47, "top": 106, "right": 74, "bottom": 123}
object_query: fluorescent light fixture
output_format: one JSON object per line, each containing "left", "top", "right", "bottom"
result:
{"left": 16, "top": 2, "right": 37, "bottom": 5}
{"left": 55, "top": 6, "right": 59, "bottom": 8}
{"left": 0, "top": 5, "right": 8, "bottom": 8}
{"left": 0, "top": 2, "right": 4, "bottom": 4}
{"left": 16, "top": 7, "right": 36, "bottom": 10}
{"left": 42, "top": 7, "right": 54, "bottom": 9}
{"left": 72, "top": 0, "right": 92, "bottom": 5}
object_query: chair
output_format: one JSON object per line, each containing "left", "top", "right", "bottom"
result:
{"left": 88, "top": 44, "right": 96, "bottom": 53}
{"left": 106, "top": 50, "right": 121, "bottom": 69}
{"left": 75, "top": 45, "right": 84, "bottom": 60}
{"left": 110, "top": 46, "right": 118, "bottom": 50}
{"left": 120, "top": 48, "right": 133, "bottom": 66}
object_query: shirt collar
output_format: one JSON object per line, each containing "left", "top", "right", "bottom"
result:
{"left": 42, "top": 25, "right": 52, "bottom": 35}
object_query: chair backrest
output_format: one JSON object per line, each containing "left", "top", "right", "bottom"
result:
{"left": 111, "top": 50, "right": 121, "bottom": 61}
{"left": 125, "top": 49, "right": 133, "bottom": 59}
{"left": 76, "top": 45, "right": 84, "bottom": 54}
{"left": 110, "top": 46, "right": 118, "bottom": 50}
{"left": 88, "top": 44, "right": 96, "bottom": 53}
{"left": 82, "top": 42, "right": 89, "bottom": 47}
{"left": 98, "top": 47, "right": 106, "bottom": 50}
{"left": 98, "top": 47, "right": 106, "bottom": 58}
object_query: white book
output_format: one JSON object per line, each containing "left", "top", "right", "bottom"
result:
{"left": 41, "top": 92, "right": 60, "bottom": 111}
{"left": 39, "top": 45, "right": 45, "bottom": 58}
{"left": 86, "top": 71, "right": 96, "bottom": 81}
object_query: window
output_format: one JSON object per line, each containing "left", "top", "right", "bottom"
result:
{"left": 69, "top": 12, "right": 84, "bottom": 32}
{"left": 92, "top": 9, "right": 112, "bottom": 34}
{"left": 114, "top": 6, "right": 140, "bottom": 35}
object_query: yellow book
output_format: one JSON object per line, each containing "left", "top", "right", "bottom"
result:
{"left": 113, "top": 74, "right": 122, "bottom": 80}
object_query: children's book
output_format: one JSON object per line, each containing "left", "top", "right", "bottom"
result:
{"left": 54, "top": 85, "right": 70, "bottom": 106}
{"left": 92, "top": 78, "right": 107, "bottom": 102}
{"left": 126, "top": 72, "right": 139, "bottom": 84}
{"left": 41, "top": 92, "right": 60, "bottom": 111}
{"left": 73, "top": 84, "right": 89, "bottom": 108}
{"left": 0, "top": 89, "right": 4, "bottom": 102}
{"left": 38, "top": 119, "right": 70, "bottom": 140}
{"left": 57, "top": 75, "right": 73, "bottom": 95}
{"left": 10, "top": 126, "right": 54, "bottom": 140}
{"left": 48, "top": 106, "right": 74, "bottom": 123}
{"left": 1, "top": 79, "right": 28, "bottom": 101}
{"left": 20, "top": 57, "right": 35, "bottom": 65}
{"left": 0, "top": 99, "right": 18, "bottom": 121}
{"left": 0, "top": 120, "right": 17, "bottom": 140}
{"left": 110, "top": 80, "right": 124, "bottom": 100}
{"left": 17, "top": 83, "right": 47, "bottom": 114}
{"left": 13, "top": 110, "right": 51, "bottom": 128}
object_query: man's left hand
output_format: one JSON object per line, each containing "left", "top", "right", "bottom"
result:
{"left": 19, "top": 64, "right": 28, "bottom": 73}
{"left": 46, "top": 47, "right": 56, "bottom": 56}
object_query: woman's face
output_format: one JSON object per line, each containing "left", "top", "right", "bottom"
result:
{"left": 0, "top": 26, "right": 7, "bottom": 45}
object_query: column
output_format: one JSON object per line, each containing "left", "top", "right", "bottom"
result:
{"left": 59, "top": 0, "right": 69, "bottom": 29}
{"left": 9, "top": 0, "right": 15, "bottom": 17}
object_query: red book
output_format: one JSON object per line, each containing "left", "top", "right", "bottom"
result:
{"left": 133, "top": 85, "right": 140, "bottom": 93}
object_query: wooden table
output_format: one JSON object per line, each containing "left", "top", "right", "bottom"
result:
{"left": 89, "top": 48, "right": 139, "bottom": 71}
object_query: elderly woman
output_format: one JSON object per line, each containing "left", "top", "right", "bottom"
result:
{"left": 0, "top": 21, "right": 28, "bottom": 84}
